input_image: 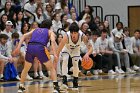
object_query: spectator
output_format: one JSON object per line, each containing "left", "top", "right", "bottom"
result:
{"left": 67, "top": 12, "right": 78, "bottom": 24}
{"left": 70, "top": 6, "right": 78, "bottom": 20}
{"left": 111, "top": 22, "right": 123, "bottom": 38}
{"left": 78, "top": 5, "right": 94, "bottom": 21}
{"left": 34, "top": 6, "right": 46, "bottom": 25}
{"left": 63, "top": 6, "right": 71, "bottom": 19}
{"left": 15, "top": 11, "right": 25, "bottom": 33}
{"left": 52, "top": 13, "right": 62, "bottom": 34}
{"left": 0, "top": 34, "right": 15, "bottom": 80}
{"left": 123, "top": 27, "right": 140, "bottom": 71}
{"left": 0, "top": 14, "right": 8, "bottom": 31}
{"left": 80, "top": 22, "right": 89, "bottom": 34}
{"left": 96, "top": 29, "right": 116, "bottom": 74}
{"left": 44, "top": 3, "right": 53, "bottom": 20}
{"left": 24, "top": 0, "right": 36, "bottom": 24}
{"left": 1, "top": 21, "right": 13, "bottom": 39}
{"left": 109, "top": 32, "right": 135, "bottom": 73}
{"left": 0, "top": 1, "right": 14, "bottom": 20}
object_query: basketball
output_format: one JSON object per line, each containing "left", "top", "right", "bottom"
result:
{"left": 81, "top": 58, "right": 94, "bottom": 70}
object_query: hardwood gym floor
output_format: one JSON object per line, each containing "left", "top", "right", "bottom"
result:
{"left": 0, "top": 73, "right": 140, "bottom": 93}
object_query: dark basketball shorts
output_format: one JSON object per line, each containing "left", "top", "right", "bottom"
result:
{"left": 25, "top": 44, "right": 50, "bottom": 64}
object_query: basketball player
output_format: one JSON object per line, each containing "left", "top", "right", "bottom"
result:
{"left": 57, "top": 22, "right": 93, "bottom": 90}
{"left": 13, "top": 19, "right": 63, "bottom": 93}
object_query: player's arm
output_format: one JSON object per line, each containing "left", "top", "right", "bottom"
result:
{"left": 57, "top": 34, "right": 68, "bottom": 56}
{"left": 49, "top": 29, "right": 57, "bottom": 56}
{"left": 82, "top": 35, "right": 93, "bottom": 56}
{"left": 13, "top": 30, "right": 34, "bottom": 55}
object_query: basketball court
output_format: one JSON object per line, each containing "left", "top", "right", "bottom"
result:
{"left": 0, "top": 73, "right": 140, "bottom": 93}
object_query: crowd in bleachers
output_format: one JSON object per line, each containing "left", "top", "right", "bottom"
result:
{"left": 0, "top": 0, "right": 140, "bottom": 81}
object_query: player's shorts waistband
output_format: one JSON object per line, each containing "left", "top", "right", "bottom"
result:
{"left": 28, "top": 42, "right": 45, "bottom": 46}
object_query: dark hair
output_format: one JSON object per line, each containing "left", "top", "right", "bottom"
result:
{"left": 85, "top": 30, "right": 91, "bottom": 36}
{"left": 16, "top": 10, "right": 24, "bottom": 27}
{"left": 21, "top": 22, "right": 30, "bottom": 34}
{"left": 4, "top": 2, "right": 12, "bottom": 12}
{"left": 0, "top": 34, "right": 9, "bottom": 40}
{"left": 53, "top": 13, "right": 60, "bottom": 20}
{"left": 91, "top": 31, "right": 99, "bottom": 36}
{"left": 0, "top": 14, "right": 8, "bottom": 31}
{"left": 11, "top": 32, "right": 19, "bottom": 39}
{"left": 35, "top": 6, "right": 43, "bottom": 14}
{"left": 101, "top": 29, "right": 108, "bottom": 33}
{"left": 123, "top": 27, "right": 129, "bottom": 33}
{"left": 63, "top": 22, "right": 70, "bottom": 29}
{"left": 116, "top": 22, "right": 123, "bottom": 27}
{"left": 69, "top": 22, "right": 79, "bottom": 33}
{"left": 134, "top": 29, "right": 140, "bottom": 33}
{"left": 61, "top": 13, "right": 67, "bottom": 21}
{"left": 86, "top": 5, "right": 94, "bottom": 14}
{"left": 40, "top": 19, "right": 52, "bottom": 29}
{"left": 56, "top": 33, "right": 63, "bottom": 44}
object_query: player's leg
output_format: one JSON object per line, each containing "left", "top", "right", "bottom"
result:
{"left": 18, "top": 46, "right": 35, "bottom": 93}
{"left": 61, "top": 53, "right": 69, "bottom": 89}
{"left": 18, "top": 61, "right": 32, "bottom": 93}
{"left": 0, "top": 59, "right": 5, "bottom": 79}
{"left": 33, "top": 58, "right": 41, "bottom": 79}
{"left": 43, "top": 60, "right": 63, "bottom": 92}
{"left": 72, "top": 56, "right": 80, "bottom": 90}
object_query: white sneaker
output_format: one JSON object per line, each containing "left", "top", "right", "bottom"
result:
{"left": 72, "top": 87, "right": 78, "bottom": 90}
{"left": 26, "top": 74, "right": 33, "bottom": 80}
{"left": 126, "top": 68, "right": 136, "bottom": 73}
{"left": 131, "top": 69, "right": 136, "bottom": 73}
{"left": 133, "top": 65, "right": 140, "bottom": 70}
{"left": 53, "top": 89, "right": 59, "bottom": 93}
{"left": 98, "top": 69, "right": 103, "bottom": 73}
{"left": 40, "top": 75, "right": 48, "bottom": 79}
{"left": 16, "top": 75, "right": 21, "bottom": 80}
{"left": 115, "top": 69, "right": 122, "bottom": 74}
{"left": 93, "top": 70, "right": 98, "bottom": 75}
{"left": 60, "top": 84, "right": 68, "bottom": 90}
{"left": 108, "top": 70, "right": 116, "bottom": 75}
{"left": 119, "top": 69, "right": 125, "bottom": 74}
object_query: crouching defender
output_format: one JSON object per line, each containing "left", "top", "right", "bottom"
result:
{"left": 13, "top": 19, "right": 64, "bottom": 93}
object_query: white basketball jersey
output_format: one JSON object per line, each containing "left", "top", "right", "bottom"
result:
{"left": 65, "top": 31, "right": 83, "bottom": 50}
{"left": 62, "top": 30, "right": 83, "bottom": 57}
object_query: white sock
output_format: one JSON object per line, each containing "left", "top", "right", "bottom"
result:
{"left": 39, "top": 71, "right": 44, "bottom": 76}
{"left": 0, "top": 74, "right": 3, "bottom": 78}
{"left": 20, "top": 83, "right": 24, "bottom": 87}
{"left": 34, "top": 72, "right": 38, "bottom": 77}
{"left": 115, "top": 66, "right": 119, "bottom": 70}
{"left": 48, "top": 71, "right": 50, "bottom": 76}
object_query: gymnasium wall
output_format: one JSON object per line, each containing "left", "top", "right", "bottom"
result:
{"left": 86, "top": 0, "right": 140, "bottom": 27}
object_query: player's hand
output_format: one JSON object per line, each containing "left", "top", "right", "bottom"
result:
{"left": 54, "top": 54, "right": 58, "bottom": 63}
{"left": 92, "top": 53, "right": 96, "bottom": 57}
{"left": 53, "top": 54, "right": 58, "bottom": 69}
{"left": 8, "top": 58, "right": 14, "bottom": 63}
{"left": 83, "top": 54, "right": 90, "bottom": 62}
{"left": 12, "top": 47, "right": 20, "bottom": 57}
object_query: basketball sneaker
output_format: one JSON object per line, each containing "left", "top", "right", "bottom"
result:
{"left": 60, "top": 84, "right": 68, "bottom": 90}
{"left": 53, "top": 83, "right": 66, "bottom": 93}
{"left": 119, "top": 69, "right": 125, "bottom": 74}
{"left": 61, "top": 75, "right": 68, "bottom": 90}
{"left": 133, "top": 65, "right": 140, "bottom": 70}
{"left": 108, "top": 70, "right": 116, "bottom": 75}
{"left": 18, "top": 85, "right": 25, "bottom": 93}
{"left": 26, "top": 74, "right": 33, "bottom": 80}
{"left": 72, "top": 77, "right": 78, "bottom": 90}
